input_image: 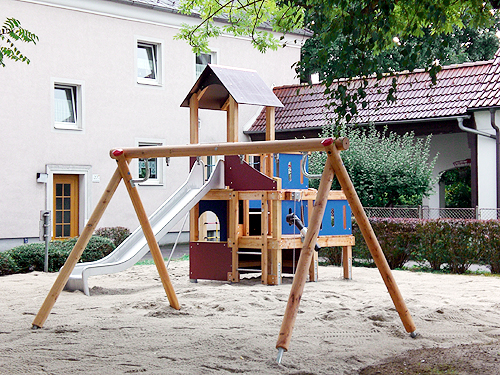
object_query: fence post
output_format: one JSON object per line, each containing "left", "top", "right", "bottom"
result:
{"left": 476, "top": 206, "right": 480, "bottom": 220}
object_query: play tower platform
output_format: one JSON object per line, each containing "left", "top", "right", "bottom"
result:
{"left": 182, "top": 65, "right": 355, "bottom": 285}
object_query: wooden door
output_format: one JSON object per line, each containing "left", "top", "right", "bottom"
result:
{"left": 53, "top": 174, "right": 79, "bottom": 239}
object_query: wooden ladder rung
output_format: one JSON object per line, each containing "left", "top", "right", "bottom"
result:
{"left": 237, "top": 251, "right": 262, "bottom": 255}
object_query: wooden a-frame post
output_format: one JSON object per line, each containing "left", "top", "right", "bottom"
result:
{"left": 276, "top": 138, "right": 416, "bottom": 362}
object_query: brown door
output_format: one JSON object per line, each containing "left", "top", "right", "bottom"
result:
{"left": 53, "top": 174, "right": 79, "bottom": 239}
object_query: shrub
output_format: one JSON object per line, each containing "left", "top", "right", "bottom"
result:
{"left": 95, "top": 227, "right": 131, "bottom": 247}
{"left": 480, "top": 220, "right": 500, "bottom": 273}
{"left": 319, "top": 247, "right": 342, "bottom": 265}
{"left": 1, "top": 236, "right": 115, "bottom": 275}
{"left": 414, "top": 220, "right": 451, "bottom": 271}
{"left": 0, "top": 251, "right": 18, "bottom": 276}
{"left": 352, "top": 219, "right": 418, "bottom": 269}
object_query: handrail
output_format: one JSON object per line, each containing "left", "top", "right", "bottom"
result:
{"left": 110, "top": 137, "right": 349, "bottom": 160}
{"left": 130, "top": 159, "right": 150, "bottom": 187}
{"left": 300, "top": 152, "right": 322, "bottom": 179}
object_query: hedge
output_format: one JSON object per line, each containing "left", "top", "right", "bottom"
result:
{"left": 0, "top": 235, "right": 115, "bottom": 276}
{"left": 344, "top": 218, "right": 500, "bottom": 274}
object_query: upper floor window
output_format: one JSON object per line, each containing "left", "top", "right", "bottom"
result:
{"left": 53, "top": 80, "right": 83, "bottom": 131}
{"left": 137, "top": 40, "right": 162, "bottom": 85}
{"left": 195, "top": 51, "right": 217, "bottom": 79}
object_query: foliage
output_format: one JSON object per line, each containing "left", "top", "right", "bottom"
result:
{"left": 175, "top": 0, "right": 498, "bottom": 124}
{"left": 310, "top": 126, "right": 438, "bottom": 207}
{"left": 440, "top": 166, "right": 472, "bottom": 208}
{"left": 95, "top": 227, "right": 131, "bottom": 248}
{"left": 352, "top": 218, "right": 419, "bottom": 269}
{"left": 0, "top": 17, "right": 38, "bottom": 67}
{"left": 345, "top": 218, "right": 500, "bottom": 274}
{"left": 299, "top": 17, "right": 500, "bottom": 85}
{"left": 0, "top": 236, "right": 115, "bottom": 276}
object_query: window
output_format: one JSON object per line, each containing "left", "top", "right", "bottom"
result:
{"left": 137, "top": 41, "right": 162, "bottom": 85}
{"left": 137, "top": 140, "right": 164, "bottom": 185}
{"left": 53, "top": 80, "right": 83, "bottom": 130}
{"left": 195, "top": 51, "right": 217, "bottom": 79}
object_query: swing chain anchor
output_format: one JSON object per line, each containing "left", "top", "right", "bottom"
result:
{"left": 130, "top": 158, "right": 150, "bottom": 188}
{"left": 276, "top": 347, "right": 285, "bottom": 364}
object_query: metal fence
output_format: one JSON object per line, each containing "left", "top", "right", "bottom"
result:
{"left": 364, "top": 206, "right": 500, "bottom": 220}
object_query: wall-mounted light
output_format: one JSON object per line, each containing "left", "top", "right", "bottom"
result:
{"left": 37, "top": 173, "right": 48, "bottom": 183}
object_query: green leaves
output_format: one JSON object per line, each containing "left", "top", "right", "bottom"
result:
{"left": 175, "top": 0, "right": 303, "bottom": 53}
{"left": 0, "top": 17, "right": 38, "bottom": 67}
{"left": 310, "top": 125, "right": 438, "bottom": 207}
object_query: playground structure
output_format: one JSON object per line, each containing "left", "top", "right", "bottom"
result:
{"left": 31, "top": 65, "right": 416, "bottom": 362}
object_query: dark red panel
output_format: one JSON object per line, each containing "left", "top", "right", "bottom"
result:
{"left": 224, "top": 155, "right": 277, "bottom": 191}
{"left": 189, "top": 242, "right": 232, "bottom": 281}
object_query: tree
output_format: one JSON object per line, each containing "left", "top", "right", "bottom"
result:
{"left": 175, "top": 0, "right": 498, "bottom": 124}
{"left": 309, "top": 126, "right": 438, "bottom": 207}
{"left": 0, "top": 18, "right": 38, "bottom": 67}
{"left": 440, "top": 167, "right": 472, "bottom": 208}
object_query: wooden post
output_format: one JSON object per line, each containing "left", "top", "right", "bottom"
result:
{"left": 269, "top": 179, "right": 282, "bottom": 285}
{"left": 261, "top": 192, "right": 269, "bottom": 284}
{"left": 32, "top": 168, "right": 123, "bottom": 328}
{"left": 227, "top": 96, "right": 238, "bottom": 143}
{"left": 189, "top": 94, "right": 199, "bottom": 144}
{"left": 115, "top": 153, "right": 180, "bottom": 310}
{"left": 342, "top": 246, "right": 352, "bottom": 280}
{"left": 276, "top": 158, "right": 335, "bottom": 352}
{"left": 265, "top": 106, "right": 275, "bottom": 178}
{"left": 323, "top": 139, "right": 416, "bottom": 334}
{"left": 229, "top": 191, "right": 240, "bottom": 282}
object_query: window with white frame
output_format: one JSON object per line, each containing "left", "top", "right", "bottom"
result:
{"left": 137, "top": 41, "right": 161, "bottom": 85}
{"left": 137, "top": 141, "right": 164, "bottom": 185}
{"left": 53, "top": 81, "right": 83, "bottom": 130}
{"left": 195, "top": 51, "right": 217, "bottom": 79}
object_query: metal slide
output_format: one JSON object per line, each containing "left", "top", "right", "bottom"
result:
{"left": 64, "top": 160, "right": 224, "bottom": 296}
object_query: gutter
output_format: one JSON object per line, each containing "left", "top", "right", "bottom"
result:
{"left": 457, "top": 114, "right": 499, "bottom": 209}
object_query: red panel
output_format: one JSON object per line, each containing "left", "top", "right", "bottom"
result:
{"left": 189, "top": 242, "right": 232, "bottom": 281}
{"left": 224, "top": 155, "right": 277, "bottom": 191}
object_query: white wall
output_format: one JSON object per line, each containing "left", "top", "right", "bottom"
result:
{"left": 474, "top": 111, "right": 498, "bottom": 209}
{"left": 0, "top": 0, "right": 301, "bottom": 248}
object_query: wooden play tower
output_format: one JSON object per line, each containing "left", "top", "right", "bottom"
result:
{"left": 181, "top": 65, "right": 355, "bottom": 285}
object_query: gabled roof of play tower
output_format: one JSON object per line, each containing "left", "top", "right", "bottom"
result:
{"left": 247, "top": 49, "right": 500, "bottom": 134}
{"left": 181, "top": 64, "right": 284, "bottom": 110}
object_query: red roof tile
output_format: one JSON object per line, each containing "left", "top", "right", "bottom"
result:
{"left": 248, "top": 52, "right": 500, "bottom": 133}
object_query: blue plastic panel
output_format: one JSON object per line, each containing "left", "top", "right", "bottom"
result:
{"left": 318, "top": 200, "right": 352, "bottom": 236}
{"left": 274, "top": 154, "right": 308, "bottom": 190}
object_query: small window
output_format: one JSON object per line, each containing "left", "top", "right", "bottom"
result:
{"left": 195, "top": 51, "right": 217, "bottom": 79}
{"left": 53, "top": 81, "right": 83, "bottom": 130}
{"left": 137, "top": 141, "right": 164, "bottom": 185}
{"left": 137, "top": 41, "right": 161, "bottom": 85}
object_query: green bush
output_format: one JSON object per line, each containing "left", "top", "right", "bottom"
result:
{"left": 349, "top": 218, "right": 500, "bottom": 274}
{"left": 319, "top": 247, "right": 342, "bottom": 265}
{"left": 352, "top": 219, "right": 418, "bottom": 269}
{"left": 95, "top": 226, "right": 131, "bottom": 247}
{"left": 0, "top": 236, "right": 115, "bottom": 275}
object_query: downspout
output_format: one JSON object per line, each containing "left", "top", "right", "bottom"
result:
{"left": 457, "top": 115, "right": 499, "bottom": 210}
{"left": 490, "top": 109, "right": 500, "bottom": 209}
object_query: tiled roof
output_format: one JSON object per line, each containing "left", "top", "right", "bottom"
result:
{"left": 248, "top": 50, "right": 500, "bottom": 133}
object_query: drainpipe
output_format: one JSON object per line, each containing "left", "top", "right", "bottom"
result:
{"left": 457, "top": 115, "right": 499, "bottom": 210}
{"left": 490, "top": 109, "right": 500, "bottom": 209}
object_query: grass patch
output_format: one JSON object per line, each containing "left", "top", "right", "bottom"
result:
{"left": 135, "top": 254, "right": 189, "bottom": 266}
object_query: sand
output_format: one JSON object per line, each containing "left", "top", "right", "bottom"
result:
{"left": 1, "top": 261, "right": 500, "bottom": 374}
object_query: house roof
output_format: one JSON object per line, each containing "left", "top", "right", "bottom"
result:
{"left": 247, "top": 50, "right": 500, "bottom": 134}
{"left": 181, "top": 64, "right": 283, "bottom": 110}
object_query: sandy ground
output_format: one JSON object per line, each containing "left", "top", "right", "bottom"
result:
{"left": 1, "top": 261, "right": 500, "bottom": 374}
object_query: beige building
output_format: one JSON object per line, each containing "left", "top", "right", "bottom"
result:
{"left": 1, "top": 0, "right": 305, "bottom": 249}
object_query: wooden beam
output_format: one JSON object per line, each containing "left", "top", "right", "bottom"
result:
{"left": 110, "top": 137, "right": 350, "bottom": 160}
{"left": 227, "top": 96, "right": 238, "bottom": 143}
{"left": 260, "top": 192, "right": 269, "bottom": 285}
{"left": 32, "top": 167, "right": 123, "bottom": 328}
{"left": 115, "top": 154, "right": 180, "bottom": 310}
{"left": 323, "top": 139, "right": 416, "bottom": 335}
{"left": 276, "top": 158, "right": 335, "bottom": 352}
{"left": 229, "top": 191, "right": 240, "bottom": 282}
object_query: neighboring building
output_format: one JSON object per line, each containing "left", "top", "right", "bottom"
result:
{"left": 0, "top": 0, "right": 305, "bottom": 250}
{"left": 246, "top": 52, "right": 500, "bottom": 212}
